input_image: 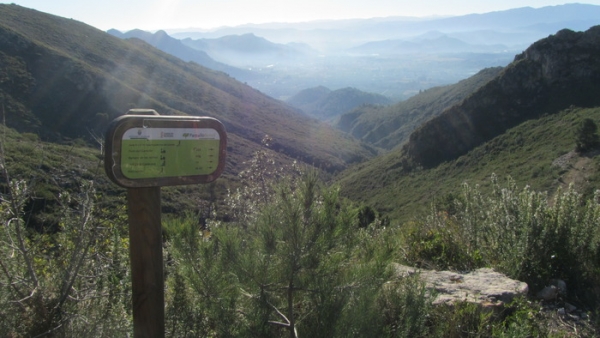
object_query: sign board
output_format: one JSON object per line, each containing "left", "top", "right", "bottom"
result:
{"left": 105, "top": 114, "right": 227, "bottom": 187}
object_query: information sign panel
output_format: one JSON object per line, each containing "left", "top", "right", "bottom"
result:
{"left": 105, "top": 115, "right": 227, "bottom": 187}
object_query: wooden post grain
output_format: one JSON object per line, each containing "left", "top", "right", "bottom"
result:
{"left": 127, "top": 187, "right": 165, "bottom": 338}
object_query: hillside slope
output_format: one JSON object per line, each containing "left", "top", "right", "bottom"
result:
{"left": 0, "top": 4, "right": 375, "bottom": 173}
{"left": 286, "top": 86, "right": 392, "bottom": 120}
{"left": 337, "top": 67, "right": 502, "bottom": 149}
{"left": 338, "top": 107, "right": 600, "bottom": 222}
{"left": 405, "top": 26, "right": 600, "bottom": 168}
{"left": 337, "top": 26, "right": 600, "bottom": 221}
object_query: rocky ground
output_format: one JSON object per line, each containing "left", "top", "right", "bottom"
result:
{"left": 392, "top": 263, "right": 598, "bottom": 336}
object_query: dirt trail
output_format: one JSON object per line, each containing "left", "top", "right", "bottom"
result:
{"left": 553, "top": 150, "right": 596, "bottom": 191}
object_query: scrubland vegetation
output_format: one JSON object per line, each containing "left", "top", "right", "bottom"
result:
{"left": 2, "top": 5, "right": 600, "bottom": 336}
{"left": 1, "top": 123, "right": 599, "bottom": 337}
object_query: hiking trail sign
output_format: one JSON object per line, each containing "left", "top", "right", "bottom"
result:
{"left": 104, "top": 109, "right": 226, "bottom": 338}
{"left": 105, "top": 110, "right": 227, "bottom": 188}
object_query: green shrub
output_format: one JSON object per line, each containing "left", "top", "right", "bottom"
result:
{"left": 430, "top": 302, "right": 494, "bottom": 338}
{"left": 0, "top": 178, "right": 131, "bottom": 336}
{"left": 490, "top": 297, "right": 545, "bottom": 338}
{"left": 408, "top": 174, "right": 600, "bottom": 305}
{"left": 376, "top": 275, "right": 433, "bottom": 337}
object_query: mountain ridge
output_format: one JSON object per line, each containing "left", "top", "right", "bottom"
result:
{"left": 0, "top": 4, "right": 374, "bottom": 174}
{"left": 332, "top": 25, "right": 600, "bottom": 222}
{"left": 180, "top": 33, "right": 311, "bottom": 67}
{"left": 336, "top": 67, "right": 503, "bottom": 149}
{"left": 107, "top": 28, "right": 251, "bottom": 80}
{"left": 404, "top": 26, "right": 600, "bottom": 168}
{"left": 169, "top": 4, "right": 600, "bottom": 50}
{"left": 161, "top": 4, "right": 600, "bottom": 101}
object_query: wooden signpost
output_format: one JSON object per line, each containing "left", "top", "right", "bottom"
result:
{"left": 105, "top": 109, "right": 227, "bottom": 337}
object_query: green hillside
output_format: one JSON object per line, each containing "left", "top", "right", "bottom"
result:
{"left": 338, "top": 107, "right": 600, "bottom": 222}
{"left": 336, "top": 26, "right": 600, "bottom": 222}
{"left": 337, "top": 67, "right": 502, "bottom": 149}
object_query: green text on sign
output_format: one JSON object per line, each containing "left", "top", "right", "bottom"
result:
{"left": 121, "top": 127, "right": 221, "bottom": 179}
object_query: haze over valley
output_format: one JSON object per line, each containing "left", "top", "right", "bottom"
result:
{"left": 111, "top": 3, "right": 600, "bottom": 102}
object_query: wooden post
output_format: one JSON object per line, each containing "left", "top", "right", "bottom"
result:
{"left": 105, "top": 113, "right": 226, "bottom": 337}
{"left": 127, "top": 187, "right": 164, "bottom": 338}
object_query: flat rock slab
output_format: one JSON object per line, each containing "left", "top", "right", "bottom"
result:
{"left": 393, "top": 264, "right": 529, "bottom": 307}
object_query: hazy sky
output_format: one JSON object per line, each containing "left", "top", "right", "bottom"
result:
{"left": 3, "top": 0, "right": 600, "bottom": 31}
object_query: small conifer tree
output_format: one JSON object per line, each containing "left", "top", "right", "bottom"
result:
{"left": 575, "top": 118, "right": 599, "bottom": 152}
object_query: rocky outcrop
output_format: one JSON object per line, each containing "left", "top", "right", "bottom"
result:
{"left": 393, "top": 264, "right": 529, "bottom": 308}
{"left": 404, "top": 26, "right": 600, "bottom": 168}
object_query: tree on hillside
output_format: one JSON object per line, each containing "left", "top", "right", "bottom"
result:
{"left": 166, "top": 169, "right": 409, "bottom": 337}
{"left": 163, "top": 143, "right": 438, "bottom": 337}
{"left": 220, "top": 172, "right": 390, "bottom": 337}
{"left": 575, "top": 118, "right": 599, "bottom": 152}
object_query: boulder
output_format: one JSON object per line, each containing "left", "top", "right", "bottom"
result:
{"left": 393, "top": 264, "right": 529, "bottom": 308}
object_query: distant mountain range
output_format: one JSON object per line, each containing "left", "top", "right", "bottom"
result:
{"left": 157, "top": 4, "right": 600, "bottom": 101}
{"left": 180, "top": 33, "right": 314, "bottom": 67}
{"left": 169, "top": 4, "right": 600, "bottom": 52}
{"left": 349, "top": 35, "right": 509, "bottom": 55}
{"left": 107, "top": 29, "right": 252, "bottom": 80}
{"left": 108, "top": 29, "right": 318, "bottom": 92}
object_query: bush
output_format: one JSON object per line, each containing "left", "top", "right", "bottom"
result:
{"left": 407, "top": 174, "right": 600, "bottom": 305}
{"left": 0, "top": 131, "right": 131, "bottom": 336}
